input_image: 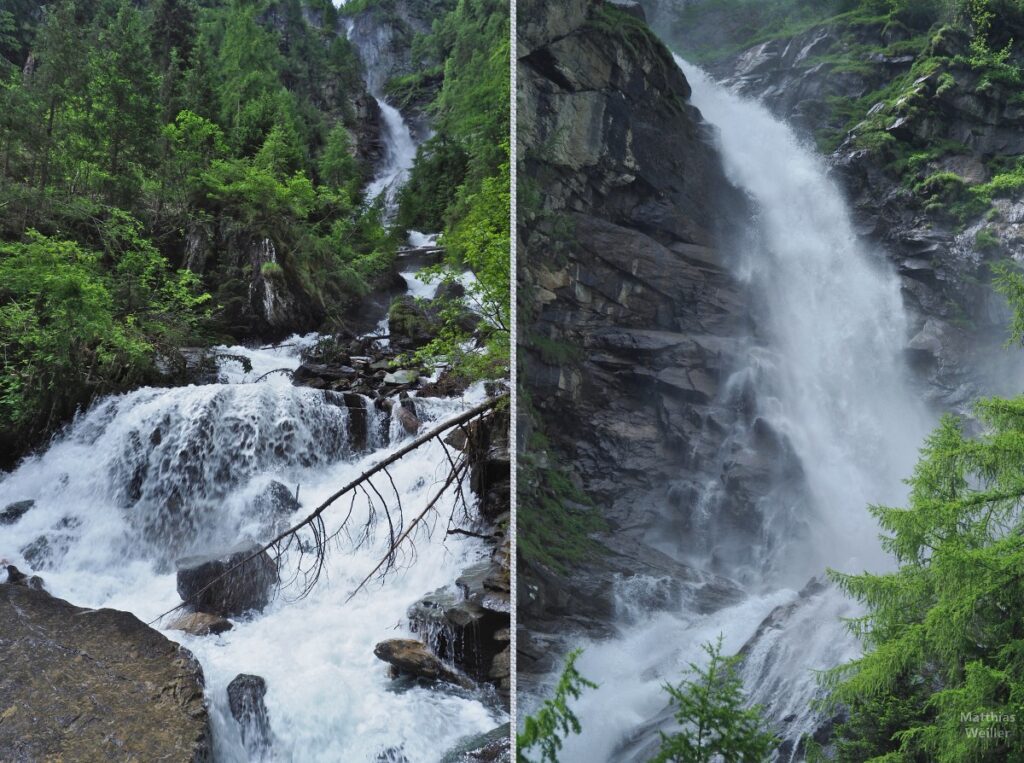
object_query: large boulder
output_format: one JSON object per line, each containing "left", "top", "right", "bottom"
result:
{"left": 176, "top": 543, "right": 278, "bottom": 617}
{"left": 227, "top": 673, "right": 272, "bottom": 756}
{"left": 0, "top": 584, "right": 211, "bottom": 761}
{"left": 373, "top": 638, "right": 472, "bottom": 689}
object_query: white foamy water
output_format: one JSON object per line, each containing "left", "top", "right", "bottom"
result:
{"left": 554, "top": 59, "right": 936, "bottom": 760}
{"left": 0, "top": 346, "right": 504, "bottom": 761}
{"left": 366, "top": 97, "right": 418, "bottom": 219}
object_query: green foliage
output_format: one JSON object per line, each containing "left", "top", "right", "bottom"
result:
{"left": 974, "top": 226, "right": 1001, "bottom": 252}
{"left": 826, "top": 397, "right": 1024, "bottom": 761}
{"left": 0, "top": 0, "right": 399, "bottom": 461}
{"left": 992, "top": 260, "right": 1024, "bottom": 345}
{"left": 0, "top": 229, "right": 208, "bottom": 453}
{"left": 652, "top": 637, "right": 778, "bottom": 763}
{"left": 517, "top": 650, "right": 598, "bottom": 763}
{"left": 397, "top": 0, "right": 510, "bottom": 381}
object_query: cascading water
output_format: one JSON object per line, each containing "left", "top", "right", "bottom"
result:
{"left": 553, "top": 59, "right": 936, "bottom": 760}
{"left": 0, "top": 330, "right": 505, "bottom": 761}
{"left": 366, "top": 97, "right": 419, "bottom": 218}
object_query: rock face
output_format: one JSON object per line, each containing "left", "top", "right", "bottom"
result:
{"left": 668, "top": 12, "right": 1024, "bottom": 410}
{"left": 0, "top": 584, "right": 211, "bottom": 762}
{"left": 227, "top": 673, "right": 272, "bottom": 757}
{"left": 175, "top": 543, "right": 278, "bottom": 618}
{"left": 373, "top": 638, "right": 472, "bottom": 689}
{"left": 518, "top": 0, "right": 758, "bottom": 682}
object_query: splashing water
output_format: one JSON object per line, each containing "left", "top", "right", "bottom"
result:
{"left": 0, "top": 340, "right": 505, "bottom": 761}
{"left": 554, "top": 59, "right": 935, "bottom": 760}
{"left": 366, "top": 97, "right": 418, "bottom": 219}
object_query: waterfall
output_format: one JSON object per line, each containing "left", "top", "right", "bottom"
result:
{"left": 366, "top": 96, "right": 419, "bottom": 219}
{"left": 553, "top": 59, "right": 936, "bottom": 760}
{"left": 0, "top": 338, "right": 504, "bottom": 759}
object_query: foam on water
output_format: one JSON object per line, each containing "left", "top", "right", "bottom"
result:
{"left": 0, "top": 347, "right": 504, "bottom": 762}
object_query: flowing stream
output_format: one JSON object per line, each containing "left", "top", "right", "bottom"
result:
{"left": 0, "top": 336, "right": 505, "bottom": 761}
{"left": 366, "top": 96, "right": 419, "bottom": 218}
{"left": 554, "top": 59, "right": 937, "bottom": 760}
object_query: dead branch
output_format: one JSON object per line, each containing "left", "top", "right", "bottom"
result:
{"left": 149, "top": 394, "right": 506, "bottom": 625}
{"left": 345, "top": 457, "right": 468, "bottom": 603}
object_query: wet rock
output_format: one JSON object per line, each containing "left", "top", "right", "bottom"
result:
{"left": 3, "top": 564, "right": 45, "bottom": 590}
{"left": 176, "top": 543, "right": 278, "bottom": 617}
{"left": 440, "top": 723, "right": 512, "bottom": 762}
{"left": 396, "top": 405, "right": 421, "bottom": 435}
{"left": 249, "top": 481, "right": 301, "bottom": 522}
{"left": 388, "top": 296, "right": 439, "bottom": 350}
{"left": 293, "top": 362, "right": 358, "bottom": 385}
{"left": 373, "top": 638, "right": 472, "bottom": 689}
{"left": 167, "top": 611, "right": 234, "bottom": 637}
{"left": 0, "top": 585, "right": 211, "bottom": 761}
{"left": 227, "top": 673, "right": 272, "bottom": 756}
{"left": 419, "top": 368, "right": 472, "bottom": 398}
{"left": 377, "top": 747, "right": 411, "bottom": 763}
{"left": 465, "top": 408, "right": 511, "bottom": 521}
{"left": 383, "top": 368, "right": 421, "bottom": 385}
{"left": 19, "top": 516, "right": 81, "bottom": 570}
{"left": 409, "top": 563, "right": 509, "bottom": 684}
{"left": 0, "top": 499, "right": 34, "bottom": 525}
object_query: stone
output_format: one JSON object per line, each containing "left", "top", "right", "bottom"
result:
{"left": 167, "top": 611, "right": 234, "bottom": 637}
{"left": 0, "top": 499, "right": 34, "bottom": 525}
{"left": 3, "top": 564, "right": 45, "bottom": 590}
{"left": 373, "top": 638, "right": 472, "bottom": 689}
{"left": 440, "top": 723, "right": 512, "bottom": 763}
{"left": 227, "top": 674, "right": 272, "bottom": 756}
{"left": 249, "top": 481, "right": 301, "bottom": 522}
{"left": 0, "top": 584, "right": 211, "bottom": 761}
{"left": 396, "top": 404, "right": 421, "bottom": 434}
{"left": 383, "top": 369, "right": 420, "bottom": 385}
{"left": 388, "top": 296, "right": 438, "bottom": 351}
{"left": 176, "top": 542, "right": 278, "bottom": 617}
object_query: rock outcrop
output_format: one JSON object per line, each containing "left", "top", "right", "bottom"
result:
{"left": 518, "top": 0, "right": 756, "bottom": 680}
{"left": 0, "top": 584, "right": 211, "bottom": 762}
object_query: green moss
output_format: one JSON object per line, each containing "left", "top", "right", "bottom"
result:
{"left": 975, "top": 227, "right": 1002, "bottom": 252}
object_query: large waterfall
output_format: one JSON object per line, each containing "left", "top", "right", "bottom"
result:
{"left": 555, "top": 60, "right": 936, "bottom": 760}
{"left": 0, "top": 335, "right": 504, "bottom": 761}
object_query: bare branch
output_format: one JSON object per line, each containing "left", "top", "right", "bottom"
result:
{"left": 149, "top": 395, "right": 506, "bottom": 625}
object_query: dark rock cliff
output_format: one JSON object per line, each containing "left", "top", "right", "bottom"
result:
{"left": 518, "top": 0, "right": 753, "bottom": 684}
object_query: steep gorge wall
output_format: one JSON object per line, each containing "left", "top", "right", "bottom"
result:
{"left": 518, "top": 0, "right": 762, "bottom": 681}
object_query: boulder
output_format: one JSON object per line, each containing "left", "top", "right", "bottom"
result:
{"left": 167, "top": 611, "right": 234, "bottom": 637}
{"left": 440, "top": 723, "right": 512, "bottom": 763}
{"left": 383, "top": 368, "right": 421, "bottom": 385}
{"left": 0, "top": 499, "right": 34, "bottom": 525}
{"left": 248, "top": 481, "right": 301, "bottom": 524}
{"left": 373, "top": 638, "right": 472, "bottom": 689}
{"left": 3, "top": 564, "right": 45, "bottom": 590}
{"left": 388, "top": 296, "right": 438, "bottom": 350}
{"left": 227, "top": 673, "right": 272, "bottom": 756}
{"left": 176, "top": 543, "right": 278, "bottom": 617}
{"left": 0, "top": 584, "right": 211, "bottom": 761}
